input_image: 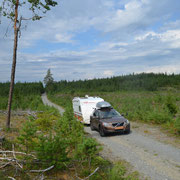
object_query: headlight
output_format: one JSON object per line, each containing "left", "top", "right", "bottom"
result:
{"left": 103, "top": 122, "right": 112, "bottom": 127}
{"left": 124, "top": 120, "right": 129, "bottom": 125}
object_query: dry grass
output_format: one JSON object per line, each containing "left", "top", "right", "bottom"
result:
{"left": 0, "top": 113, "right": 73, "bottom": 180}
{"left": 0, "top": 113, "right": 28, "bottom": 142}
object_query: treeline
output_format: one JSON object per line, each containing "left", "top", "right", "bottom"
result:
{"left": 0, "top": 82, "right": 44, "bottom": 97}
{"left": 47, "top": 73, "right": 180, "bottom": 93}
{"left": 0, "top": 82, "right": 44, "bottom": 110}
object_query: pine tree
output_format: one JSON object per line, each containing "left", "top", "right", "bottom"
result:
{"left": 44, "top": 69, "right": 54, "bottom": 86}
{"left": 0, "top": 0, "right": 58, "bottom": 128}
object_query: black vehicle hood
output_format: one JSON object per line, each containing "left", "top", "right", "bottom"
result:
{"left": 100, "top": 116, "right": 127, "bottom": 123}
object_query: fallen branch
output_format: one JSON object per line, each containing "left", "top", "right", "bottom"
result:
{"left": 0, "top": 150, "right": 36, "bottom": 158}
{"left": 0, "top": 162, "right": 11, "bottom": 169}
{"left": 76, "top": 167, "right": 99, "bottom": 180}
{"left": 12, "top": 144, "right": 23, "bottom": 169}
{"left": 84, "top": 167, "right": 99, "bottom": 180}
{"left": 0, "top": 157, "right": 15, "bottom": 161}
{"left": 8, "top": 177, "right": 16, "bottom": 180}
{"left": 30, "top": 165, "right": 54, "bottom": 173}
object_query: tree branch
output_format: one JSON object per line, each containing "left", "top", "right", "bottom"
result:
{"left": 0, "top": 150, "right": 36, "bottom": 158}
{"left": 8, "top": 177, "right": 16, "bottom": 180}
{"left": 0, "top": 162, "right": 11, "bottom": 169}
{"left": 29, "top": 165, "right": 54, "bottom": 173}
{"left": 76, "top": 167, "right": 99, "bottom": 180}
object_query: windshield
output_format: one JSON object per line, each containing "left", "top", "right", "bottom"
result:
{"left": 99, "top": 108, "right": 121, "bottom": 118}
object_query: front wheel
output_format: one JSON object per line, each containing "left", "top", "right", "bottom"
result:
{"left": 124, "top": 128, "right": 130, "bottom": 134}
{"left": 99, "top": 126, "right": 106, "bottom": 137}
{"left": 90, "top": 121, "right": 95, "bottom": 131}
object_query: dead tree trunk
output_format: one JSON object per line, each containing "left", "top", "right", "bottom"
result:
{"left": 6, "top": 0, "right": 19, "bottom": 129}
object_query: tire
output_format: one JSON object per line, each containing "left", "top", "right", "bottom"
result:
{"left": 99, "top": 125, "right": 106, "bottom": 137}
{"left": 124, "top": 128, "right": 130, "bottom": 134}
{"left": 90, "top": 121, "right": 95, "bottom": 131}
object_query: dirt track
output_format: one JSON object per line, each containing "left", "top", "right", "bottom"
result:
{"left": 41, "top": 93, "right": 65, "bottom": 115}
{"left": 42, "top": 94, "right": 180, "bottom": 180}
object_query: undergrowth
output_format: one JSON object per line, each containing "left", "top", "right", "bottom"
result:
{"left": 1, "top": 101, "right": 139, "bottom": 179}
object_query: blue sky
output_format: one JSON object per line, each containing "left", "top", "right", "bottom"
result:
{"left": 0, "top": 0, "right": 180, "bottom": 82}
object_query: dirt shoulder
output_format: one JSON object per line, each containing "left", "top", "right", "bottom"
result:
{"left": 131, "top": 121, "right": 180, "bottom": 149}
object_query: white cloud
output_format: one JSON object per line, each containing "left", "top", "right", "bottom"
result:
{"left": 0, "top": 0, "right": 180, "bottom": 81}
{"left": 135, "top": 29, "right": 180, "bottom": 48}
{"left": 135, "top": 31, "right": 157, "bottom": 41}
{"left": 144, "top": 64, "right": 180, "bottom": 74}
{"left": 55, "top": 33, "right": 74, "bottom": 43}
{"left": 160, "top": 30, "right": 180, "bottom": 48}
{"left": 103, "top": 70, "right": 114, "bottom": 77}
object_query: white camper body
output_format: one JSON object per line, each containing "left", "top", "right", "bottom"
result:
{"left": 72, "top": 96, "right": 104, "bottom": 124}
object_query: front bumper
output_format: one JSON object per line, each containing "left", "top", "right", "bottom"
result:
{"left": 103, "top": 124, "right": 130, "bottom": 133}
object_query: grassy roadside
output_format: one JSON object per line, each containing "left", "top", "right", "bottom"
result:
{"left": 0, "top": 95, "right": 140, "bottom": 180}
{"left": 48, "top": 90, "right": 180, "bottom": 137}
{"left": 99, "top": 91, "right": 180, "bottom": 136}
{"left": 47, "top": 93, "right": 140, "bottom": 180}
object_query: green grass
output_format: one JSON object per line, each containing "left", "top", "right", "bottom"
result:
{"left": 99, "top": 91, "right": 180, "bottom": 135}
{"left": 48, "top": 90, "right": 180, "bottom": 136}
{"left": 0, "top": 92, "right": 140, "bottom": 179}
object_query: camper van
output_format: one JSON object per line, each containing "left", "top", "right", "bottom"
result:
{"left": 72, "top": 95, "right": 104, "bottom": 124}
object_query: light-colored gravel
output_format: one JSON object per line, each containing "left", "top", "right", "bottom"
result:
{"left": 84, "top": 127, "right": 180, "bottom": 180}
{"left": 42, "top": 94, "right": 180, "bottom": 180}
{"left": 41, "top": 93, "right": 65, "bottom": 115}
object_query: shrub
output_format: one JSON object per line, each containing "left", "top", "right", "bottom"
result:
{"left": 107, "top": 162, "right": 139, "bottom": 180}
{"left": 17, "top": 117, "right": 37, "bottom": 153}
{"left": 175, "top": 116, "right": 180, "bottom": 134}
{"left": 35, "top": 112, "right": 58, "bottom": 132}
{"left": 75, "top": 137, "right": 100, "bottom": 161}
{"left": 107, "top": 162, "right": 126, "bottom": 180}
{"left": 0, "top": 96, "right": 8, "bottom": 109}
{"left": 147, "top": 110, "right": 172, "bottom": 124}
{"left": 166, "top": 95, "right": 177, "bottom": 116}
{"left": 35, "top": 133, "right": 69, "bottom": 169}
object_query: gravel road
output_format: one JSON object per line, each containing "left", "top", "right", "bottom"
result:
{"left": 41, "top": 93, "right": 65, "bottom": 115}
{"left": 42, "top": 94, "right": 180, "bottom": 180}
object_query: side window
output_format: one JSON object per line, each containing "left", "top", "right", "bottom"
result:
{"left": 94, "top": 110, "right": 99, "bottom": 117}
{"left": 93, "top": 111, "right": 96, "bottom": 116}
{"left": 79, "top": 106, "right": 81, "bottom": 112}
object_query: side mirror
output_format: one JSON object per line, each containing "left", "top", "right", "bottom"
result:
{"left": 122, "top": 113, "right": 128, "bottom": 117}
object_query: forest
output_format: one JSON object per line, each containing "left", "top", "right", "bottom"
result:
{"left": 46, "top": 73, "right": 180, "bottom": 93}
{"left": 0, "top": 82, "right": 44, "bottom": 110}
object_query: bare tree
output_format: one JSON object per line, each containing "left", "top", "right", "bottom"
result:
{"left": 0, "top": 0, "right": 58, "bottom": 128}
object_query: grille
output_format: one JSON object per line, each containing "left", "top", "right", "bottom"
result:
{"left": 112, "top": 122, "right": 124, "bottom": 127}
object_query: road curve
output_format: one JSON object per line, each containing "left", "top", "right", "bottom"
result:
{"left": 41, "top": 93, "right": 65, "bottom": 115}
{"left": 41, "top": 94, "right": 180, "bottom": 180}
